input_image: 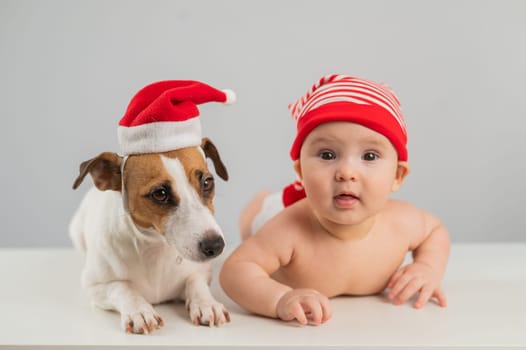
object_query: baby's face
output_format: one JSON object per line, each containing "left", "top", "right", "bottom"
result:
{"left": 297, "top": 121, "right": 405, "bottom": 227}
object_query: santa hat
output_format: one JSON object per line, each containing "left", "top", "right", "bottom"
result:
{"left": 289, "top": 74, "right": 407, "bottom": 161}
{"left": 118, "top": 80, "right": 235, "bottom": 156}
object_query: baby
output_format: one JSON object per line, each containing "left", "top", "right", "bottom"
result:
{"left": 220, "top": 74, "right": 450, "bottom": 325}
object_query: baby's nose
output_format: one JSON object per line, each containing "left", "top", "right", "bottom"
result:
{"left": 335, "top": 160, "right": 357, "bottom": 182}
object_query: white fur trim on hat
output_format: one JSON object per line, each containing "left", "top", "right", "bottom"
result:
{"left": 222, "top": 89, "right": 236, "bottom": 104}
{"left": 118, "top": 118, "right": 201, "bottom": 155}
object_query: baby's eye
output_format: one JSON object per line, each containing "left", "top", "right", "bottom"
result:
{"left": 362, "top": 152, "right": 379, "bottom": 161}
{"left": 319, "top": 151, "right": 336, "bottom": 160}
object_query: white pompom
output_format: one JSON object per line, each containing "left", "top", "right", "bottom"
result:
{"left": 222, "top": 89, "right": 236, "bottom": 104}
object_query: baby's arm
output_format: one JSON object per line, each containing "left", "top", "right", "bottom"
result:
{"left": 387, "top": 207, "right": 450, "bottom": 308}
{"left": 220, "top": 215, "right": 331, "bottom": 325}
{"left": 220, "top": 237, "right": 292, "bottom": 317}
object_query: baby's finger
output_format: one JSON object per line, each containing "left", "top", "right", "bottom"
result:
{"left": 414, "top": 285, "right": 433, "bottom": 309}
{"left": 432, "top": 288, "right": 447, "bottom": 307}
{"left": 320, "top": 296, "right": 333, "bottom": 323}
{"left": 291, "top": 302, "right": 308, "bottom": 325}
{"left": 387, "top": 268, "right": 404, "bottom": 289}
{"left": 395, "top": 277, "right": 423, "bottom": 305}
{"left": 388, "top": 273, "right": 412, "bottom": 300}
{"left": 302, "top": 299, "right": 323, "bottom": 325}
{"left": 278, "top": 301, "right": 307, "bottom": 324}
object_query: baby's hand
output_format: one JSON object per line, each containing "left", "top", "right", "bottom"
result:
{"left": 276, "top": 289, "right": 332, "bottom": 325}
{"left": 387, "top": 262, "right": 447, "bottom": 309}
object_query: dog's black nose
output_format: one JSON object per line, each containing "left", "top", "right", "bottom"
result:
{"left": 199, "top": 236, "right": 225, "bottom": 259}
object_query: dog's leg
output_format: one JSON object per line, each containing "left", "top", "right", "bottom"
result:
{"left": 184, "top": 272, "right": 230, "bottom": 327}
{"left": 87, "top": 281, "right": 164, "bottom": 334}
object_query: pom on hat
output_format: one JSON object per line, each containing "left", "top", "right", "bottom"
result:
{"left": 222, "top": 89, "right": 237, "bottom": 105}
{"left": 282, "top": 180, "right": 306, "bottom": 207}
{"left": 118, "top": 80, "right": 235, "bottom": 156}
{"left": 288, "top": 74, "right": 407, "bottom": 161}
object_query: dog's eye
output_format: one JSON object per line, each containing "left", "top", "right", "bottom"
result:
{"left": 150, "top": 187, "right": 169, "bottom": 203}
{"left": 201, "top": 176, "right": 215, "bottom": 194}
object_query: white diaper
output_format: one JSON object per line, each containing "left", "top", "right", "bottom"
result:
{"left": 250, "top": 191, "right": 284, "bottom": 235}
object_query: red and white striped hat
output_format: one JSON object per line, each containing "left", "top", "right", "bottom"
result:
{"left": 289, "top": 74, "right": 407, "bottom": 161}
{"left": 118, "top": 80, "right": 235, "bottom": 156}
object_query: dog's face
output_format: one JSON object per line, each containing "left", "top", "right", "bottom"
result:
{"left": 73, "top": 138, "right": 229, "bottom": 262}
{"left": 124, "top": 147, "right": 226, "bottom": 261}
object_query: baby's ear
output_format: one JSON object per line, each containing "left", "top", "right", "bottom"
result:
{"left": 293, "top": 160, "right": 303, "bottom": 180}
{"left": 392, "top": 161, "right": 410, "bottom": 192}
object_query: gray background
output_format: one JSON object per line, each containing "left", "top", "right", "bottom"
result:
{"left": 1, "top": 0, "right": 525, "bottom": 247}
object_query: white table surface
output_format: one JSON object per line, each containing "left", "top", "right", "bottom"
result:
{"left": 1, "top": 243, "right": 525, "bottom": 349}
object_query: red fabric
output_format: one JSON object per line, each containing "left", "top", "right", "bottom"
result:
{"left": 119, "top": 80, "right": 229, "bottom": 127}
{"left": 282, "top": 181, "right": 306, "bottom": 207}
{"left": 287, "top": 74, "right": 407, "bottom": 161}
{"left": 289, "top": 101, "right": 408, "bottom": 161}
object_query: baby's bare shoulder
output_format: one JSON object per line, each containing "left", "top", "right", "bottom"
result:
{"left": 386, "top": 199, "right": 421, "bottom": 215}
{"left": 384, "top": 199, "right": 427, "bottom": 233}
{"left": 384, "top": 199, "right": 443, "bottom": 247}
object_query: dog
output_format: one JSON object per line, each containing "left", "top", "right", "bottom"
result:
{"left": 69, "top": 137, "right": 230, "bottom": 334}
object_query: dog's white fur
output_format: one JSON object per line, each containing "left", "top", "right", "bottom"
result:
{"left": 70, "top": 145, "right": 229, "bottom": 334}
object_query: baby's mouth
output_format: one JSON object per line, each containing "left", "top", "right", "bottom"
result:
{"left": 334, "top": 192, "right": 360, "bottom": 207}
{"left": 335, "top": 192, "right": 359, "bottom": 200}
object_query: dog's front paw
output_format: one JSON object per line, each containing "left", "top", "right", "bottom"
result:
{"left": 186, "top": 299, "right": 231, "bottom": 327}
{"left": 121, "top": 304, "right": 164, "bottom": 334}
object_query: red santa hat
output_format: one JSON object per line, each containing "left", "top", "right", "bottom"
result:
{"left": 289, "top": 74, "right": 407, "bottom": 161}
{"left": 118, "top": 80, "right": 235, "bottom": 156}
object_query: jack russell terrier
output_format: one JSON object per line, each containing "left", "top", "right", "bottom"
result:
{"left": 69, "top": 80, "right": 235, "bottom": 334}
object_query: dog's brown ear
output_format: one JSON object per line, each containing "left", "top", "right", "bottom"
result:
{"left": 201, "top": 138, "right": 228, "bottom": 181}
{"left": 72, "top": 152, "right": 123, "bottom": 191}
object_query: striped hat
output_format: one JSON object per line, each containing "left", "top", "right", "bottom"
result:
{"left": 289, "top": 74, "right": 407, "bottom": 161}
{"left": 118, "top": 80, "right": 235, "bottom": 156}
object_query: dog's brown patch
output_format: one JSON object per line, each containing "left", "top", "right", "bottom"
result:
{"left": 124, "top": 153, "right": 173, "bottom": 232}
{"left": 167, "top": 148, "right": 216, "bottom": 212}
{"left": 124, "top": 148, "right": 214, "bottom": 233}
